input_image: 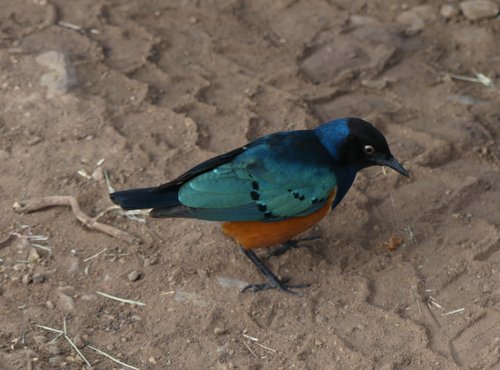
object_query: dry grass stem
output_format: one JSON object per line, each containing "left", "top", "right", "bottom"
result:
{"left": 103, "top": 170, "right": 115, "bottom": 193}
{"left": 13, "top": 196, "right": 139, "bottom": 244}
{"left": 428, "top": 296, "right": 443, "bottom": 310}
{"left": 255, "top": 342, "right": 276, "bottom": 353}
{"left": 84, "top": 248, "right": 108, "bottom": 262}
{"left": 65, "top": 334, "right": 91, "bottom": 368}
{"left": 411, "top": 285, "right": 423, "bottom": 318}
{"left": 36, "top": 325, "right": 63, "bottom": 334}
{"left": 447, "top": 72, "right": 494, "bottom": 87}
{"left": 58, "top": 20, "right": 82, "bottom": 31}
{"left": 242, "top": 333, "right": 258, "bottom": 342}
{"left": 96, "top": 291, "right": 145, "bottom": 306}
{"left": 242, "top": 340, "right": 260, "bottom": 359}
{"left": 441, "top": 308, "right": 465, "bottom": 317}
{"left": 36, "top": 323, "right": 91, "bottom": 367}
{"left": 88, "top": 345, "right": 140, "bottom": 370}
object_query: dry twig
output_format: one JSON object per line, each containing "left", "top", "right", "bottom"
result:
{"left": 13, "top": 196, "right": 139, "bottom": 244}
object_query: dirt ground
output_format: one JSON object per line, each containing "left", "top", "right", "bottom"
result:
{"left": 1, "top": 0, "right": 499, "bottom": 369}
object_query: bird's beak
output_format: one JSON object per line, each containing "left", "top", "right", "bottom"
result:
{"left": 372, "top": 155, "right": 409, "bottom": 177}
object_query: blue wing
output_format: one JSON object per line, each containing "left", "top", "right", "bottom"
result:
{"left": 158, "top": 131, "right": 338, "bottom": 222}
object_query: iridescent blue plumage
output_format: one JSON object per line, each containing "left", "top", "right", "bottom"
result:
{"left": 177, "top": 130, "right": 338, "bottom": 221}
{"left": 111, "top": 118, "right": 408, "bottom": 222}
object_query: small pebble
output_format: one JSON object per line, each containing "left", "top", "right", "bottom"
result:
{"left": 41, "top": 343, "right": 61, "bottom": 355}
{"left": 149, "top": 356, "right": 157, "bottom": 364}
{"left": 35, "top": 50, "right": 77, "bottom": 98}
{"left": 213, "top": 327, "right": 227, "bottom": 336}
{"left": 57, "top": 292, "right": 75, "bottom": 310}
{"left": 48, "top": 356, "right": 63, "bottom": 365}
{"left": 73, "top": 334, "right": 85, "bottom": 347}
{"left": 67, "top": 258, "right": 79, "bottom": 274}
{"left": 460, "top": 0, "right": 499, "bottom": 20}
{"left": 127, "top": 270, "right": 142, "bottom": 282}
{"left": 361, "top": 79, "right": 387, "bottom": 90}
{"left": 32, "top": 272, "right": 45, "bottom": 284}
{"left": 197, "top": 268, "right": 208, "bottom": 279}
{"left": 91, "top": 167, "right": 104, "bottom": 181}
{"left": 27, "top": 136, "right": 42, "bottom": 146}
{"left": 143, "top": 255, "right": 159, "bottom": 267}
{"left": 396, "top": 10, "right": 425, "bottom": 33}
{"left": 22, "top": 273, "right": 33, "bottom": 285}
{"left": 217, "top": 343, "right": 229, "bottom": 354}
{"left": 81, "top": 294, "right": 97, "bottom": 301}
{"left": 315, "top": 315, "right": 327, "bottom": 323}
{"left": 28, "top": 248, "right": 40, "bottom": 262}
{"left": 440, "top": 4, "right": 460, "bottom": 18}
{"left": 396, "top": 5, "right": 436, "bottom": 34}
{"left": 13, "top": 263, "right": 27, "bottom": 271}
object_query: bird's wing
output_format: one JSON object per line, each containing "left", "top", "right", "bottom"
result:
{"left": 153, "top": 146, "right": 247, "bottom": 191}
{"left": 175, "top": 143, "right": 337, "bottom": 222}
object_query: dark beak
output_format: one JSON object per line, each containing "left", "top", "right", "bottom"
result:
{"left": 372, "top": 155, "right": 409, "bottom": 177}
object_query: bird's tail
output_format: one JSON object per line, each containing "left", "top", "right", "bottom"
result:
{"left": 110, "top": 187, "right": 180, "bottom": 210}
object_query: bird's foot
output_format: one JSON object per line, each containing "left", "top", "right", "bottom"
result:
{"left": 241, "top": 248, "right": 310, "bottom": 296}
{"left": 241, "top": 277, "right": 310, "bottom": 296}
{"left": 267, "top": 236, "right": 321, "bottom": 259}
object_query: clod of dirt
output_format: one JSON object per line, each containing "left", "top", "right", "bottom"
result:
{"left": 35, "top": 51, "right": 77, "bottom": 98}
{"left": 460, "top": 0, "right": 499, "bottom": 20}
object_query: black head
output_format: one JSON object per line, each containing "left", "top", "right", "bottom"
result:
{"left": 338, "top": 118, "right": 409, "bottom": 177}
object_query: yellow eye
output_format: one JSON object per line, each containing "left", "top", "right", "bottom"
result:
{"left": 364, "top": 145, "right": 375, "bottom": 155}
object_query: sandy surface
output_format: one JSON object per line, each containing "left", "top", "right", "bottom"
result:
{"left": 1, "top": 0, "right": 499, "bottom": 369}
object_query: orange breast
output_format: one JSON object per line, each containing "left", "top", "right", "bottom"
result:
{"left": 221, "top": 191, "right": 336, "bottom": 250}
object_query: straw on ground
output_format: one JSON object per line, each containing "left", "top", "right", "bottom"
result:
{"left": 96, "top": 291, "right": 146, "bottom": 306}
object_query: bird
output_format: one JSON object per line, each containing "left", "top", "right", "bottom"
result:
{"left": 110, "top": 117, "right": 409, "bottom": 294}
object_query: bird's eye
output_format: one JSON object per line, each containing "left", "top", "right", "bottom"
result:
{"left": 364, "top": 145, "right": 375, "bottom": 155}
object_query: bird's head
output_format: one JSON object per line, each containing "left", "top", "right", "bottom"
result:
{"left": 315, "top": 117, "right": 409, "bottom": 177}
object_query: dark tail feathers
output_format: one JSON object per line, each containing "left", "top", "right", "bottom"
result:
{"left": 110, "top": 187, "right": 180, "bottom": 210}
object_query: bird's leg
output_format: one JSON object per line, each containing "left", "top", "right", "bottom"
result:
{"left": 241, "top": 248, "right": 310, "bottom": 295}
{"left": 267, "top": 236, "right": 321, "bottom": 259}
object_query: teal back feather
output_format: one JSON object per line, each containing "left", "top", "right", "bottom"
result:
{"left": 177, "top": 131, "right": 337, "bottom": 221}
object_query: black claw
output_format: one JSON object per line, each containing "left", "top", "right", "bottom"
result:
{"left": 241, "top": 248, "right": 310, "bottom": 295}
{"left": 267, "top": 236, "right": 322, "bottom": 259}
{"left": 241, "top": 281, "right": 310, "bottom": 296}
